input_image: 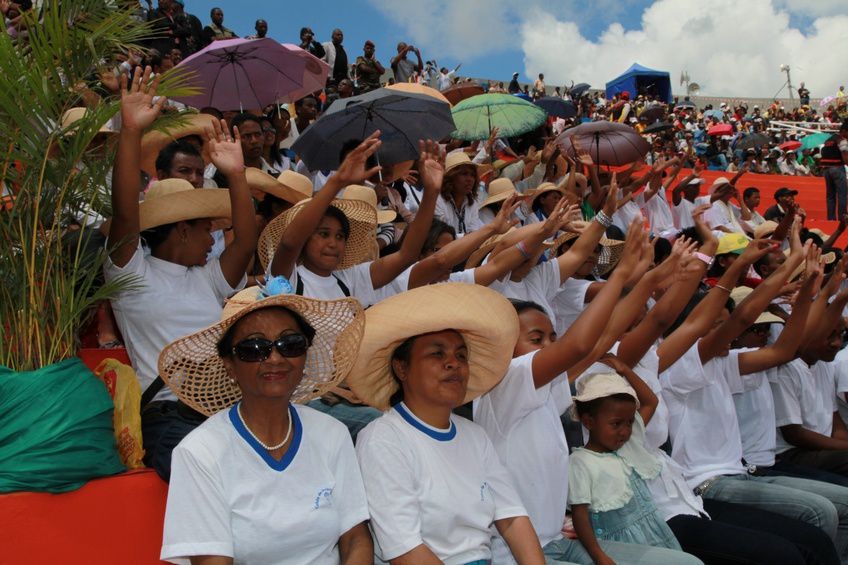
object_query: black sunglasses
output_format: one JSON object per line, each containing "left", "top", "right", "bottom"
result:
{"left": 232, "top": 334, "right": 309, "bottom": 362}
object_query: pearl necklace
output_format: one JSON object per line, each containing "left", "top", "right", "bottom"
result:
{"left": 237, "top": 403, "right": 292, "bottom": 451}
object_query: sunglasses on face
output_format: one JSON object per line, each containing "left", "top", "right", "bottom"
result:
{"left": 232, "top": 334, "right": 309, "bottom": 362}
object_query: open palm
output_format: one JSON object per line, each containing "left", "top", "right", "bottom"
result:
{"left": 120, "top": 66, "right": 165, "bottom": 131}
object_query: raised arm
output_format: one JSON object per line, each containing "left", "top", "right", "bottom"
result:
{"left": 602, "top": 354, "right": 658, "bottom": 425}
{"left": 109, "top": 66, "right": 167, "bottom": 267}
{"left": 270, "top": 133, "right": 382, "bottom": 277}
{"left": 370, "top": 140, "right": 441, "bottom": 289}
{"left": 205, "top": 119, "right": 257, "bottom": 287}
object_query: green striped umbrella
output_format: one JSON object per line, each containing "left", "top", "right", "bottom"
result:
{"left": 800, "top": 132, "right": 831, "bottom": 150}
{"left": 451, "top": 93, "right": 548, "bottom": 141}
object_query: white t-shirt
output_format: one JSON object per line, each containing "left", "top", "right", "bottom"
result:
{"left": 771, "top": 358, "right": 837, "bottom": 454}
{"left": 499, "top": 261, "right": 561, "bottom": 326}
{"left": 473, "top": 352, "right": 572, "bottom": 562}
{"left": 371, "top": 265, "right": 477, "bottom": 302}
{"left": 290, "top": 263, "right": 379, "bottom": 306}
{"left": 660, "top": 344, "right": 746, "bottom": 488}
{"left": 551, "top": 278, "right": 593, "bottom": 337}
{"left": 103, "top": 245, "right": 244, "bottom": 401}
{"left": 642, "top": 190, "right": 675, "bottom": 236}
{"left": 706, "top": 200, "right": 746, "bottom": 234}
{"left": 730, "top": 348, "right": 778, "bottom": 466}
{"left": 161, "top": 404, "right": 369, "bottom": 564}
{"left": 833, "top": 351, "right": 848, "bottom": 426}
{"left": 612, "top": 189, "right": 643, "bottom": 233}
{"left": 356, "top": 403, "right": 527, "bottom": 564}
{"left": 672, "top": 198, "right": 697, "bottom": 230}
{"left": 434, "top": 194, "right": 484, "bottom": 236}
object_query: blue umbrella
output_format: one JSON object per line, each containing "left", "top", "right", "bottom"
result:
{"left": 534, "top": 96, "right": 576, "bottom": 119}
{"left": 704, "top": 109, "right": 724, "bottom": 120}
{"left": 513, "top": 92, "right": 532, "bottom": 102}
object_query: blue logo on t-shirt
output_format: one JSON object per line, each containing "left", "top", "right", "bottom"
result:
{"left": 314, "top": 487, "right": 334, "bottom": 509}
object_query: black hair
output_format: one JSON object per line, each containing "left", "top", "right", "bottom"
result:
{"left": 422, "top": 218, "right": 456, "bottom": 255}
{"left": 141, "top": 219, "right": 197, "bottom": 251}
{"left": 665, "top": 289, "right": 735, "bottom": 337}
{"left": 210, "top": 7, "right": 222, "bottom": 16}
{"left": 799, "top": 229, "right": 824, "bottom": 249}
{"left": 216, "top": 306, "right": 316, "bottom": 358}
{"left": 295, "top": 95, "right": 318, "bottom": 109}
{"left": 653, "top": 238, "right": 672, "bottom": 264}
{"left": 300, "top": 27, "right": 312, "bottom": 38}
{"left": 706, "top": 252, "right": 738, "bottom": 278}
{"left": 256, "top": 194, "right": 287, "bottom": 221}
{"left": 575, "top": 393, "right": 636, "bottom": 418}
{"left": 199, "top": 107, "right": 224, "bottom": 120}
{"left": 339, "top": 138, "right": 377, "bottom": 170}
{"left": 146, "top": 49, "right": 164, "bottom": 71}
{"left": 388, "top": 335, "right": 418, "bottom": 406}
{"left": 230, "top": 112, "right": 262, "bottom": 135}
{"left": 841, "top": 119, "right": 848, "bottom": 132}
{"left": 509, "top": 299, "right": 547, "bottom": 317}
{"left": 753, "top": 251, "right": 778, "bottom": 277}
{"left": 324, "top": 205, "right": 351, "bottom": 238}
{"left": 743, "top": 187, "right": 760, "bottom": 200}
{"left": 155, "top": 139, "right": 202, "bottom": 175}
{"left": 677, "top": 227, "right": 703, "bottom": 246}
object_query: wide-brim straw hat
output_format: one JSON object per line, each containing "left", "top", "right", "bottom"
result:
{"left": 466, "top": 227, "right": 518, "bottom": 269}
{"left": 245, "top": 168, "right": 312, "bottom": 206}
{"left": 132, "top": 178, "right": 230, "bottom": 232}
{"left": 593, "top": 236, "right": 627, "bottom": 276}
{"left": 573, "top": 372, "right": 639, "bottom": 407}
{"left": 341, "top": 184, "right": 397, "bottom": 224}
{"left": 258, "top": 198, "right": 378, "bottom": 271}
{"left": 158, "top": 286, "right": 365, "bottom": 416}
{"left": 529, "top": 182, "right": 564, "bottom": 207}
{"left": 783, "top": 248, "right": 836, "bottom": 281}
{"left": 61, "top": 107, "right": 116, "bottom": 135}
{"left": 346, "top": 283, "right": 519, "bottom": 411}
{"left": 480, "top": 177, "right": 516, "bottom": 209}
{"left": 754, "top": 221, "right": 778, "bottom": 240}
{"left": 708, "top": 177, "right": 732, "bottom": 195}
{"left": 729, "top": 286, "right": 785, "bottom": 325}
{"left": 140, "top": 113, "right": 219, "bottom": 175}
{"left": 444, "top": 151, "right": 486, "bottom": 176}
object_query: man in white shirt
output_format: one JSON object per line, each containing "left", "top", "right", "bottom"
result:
{"left": 705, "top": 178, "right": 747, "bottom": 235}
{"left": 437, "top": 64, "right": 461, "bottom": 91}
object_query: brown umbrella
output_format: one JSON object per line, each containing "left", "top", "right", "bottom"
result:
{"left": 442, "top": 82, "right": 484, "bottom": 105}
{"left": 556, "top": 121, "right": 650, "bottom": 167}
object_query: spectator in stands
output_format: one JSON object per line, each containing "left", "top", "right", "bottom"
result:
{"left": 822, "top": 119, "right": 848, "bottom": 220}
{"left": 201, "top": 7, "right": 236, "bottom": 47}
{"left": 171, "top": 1, "right": 201, "bottom": 55}
{"left": 355, "top": 40, "right": 384, "bottom": 93}
{"left": 390, "top": 42, "right": 422, "bottom": 84}
{"left": 337, "top": 78, "right": 354, "bottom": 99}
{"left": 798, "top": 82, "right": 810, "bottom": 106}
{"left": 533, "top": 73, "right": 546, "bottom": 98}
{"left": 298, "top": 27, "right": 325, "bottom": 59}
{"left": 779, "top": 151, "right": 810, "bottom": 176}
{"left": 764, "top": 187, "right": 800, "bottom": 222}
{"left": 508, "top": 72, "right": 520, "bottom": 94}
{"left": 322, "top": 28, "right": 349, "bottom": 85}
{"left": 246, "top": 19, "right": 267, "bottom": 39}
{"left": 146, "top": 0, "right": 192, "bottom": 58}
{"left": 437, "top": 64, "right": 461, "bottom": 91}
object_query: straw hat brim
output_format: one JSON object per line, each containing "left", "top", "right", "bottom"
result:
{"left": 158, "top": 289, "right": 365, "bottom": 416}
{"left": 346, "top": 283, "right": 519, "bottom": 411}
{"left": 445, "top": 159, "right": 487, "bottom": 176}
{"left": 245, "top": 168, "right": 310, "bottom": 206}
{"left": 138, "top": 188, "right": 231, "bottom": 231}
{"left": 258, "top": 198, "right": 378, "bottom": 271}
{"left": 377, "top": 209, "right": 398, "bottom": 224}
{"left": 139, "top": 114, "right": 219, "bottom": 175}
{"left": 480, "top": 187, "right": 515, "bottom": 209}
{"left": 530, "top": 184, "right": 565, "bottom": 206}
{"left": 466, "top": 227, "right": 517, "bottom": 269}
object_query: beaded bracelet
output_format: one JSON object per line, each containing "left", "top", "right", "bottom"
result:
{"left": 515, "top": 241, "right": 532, "bottom": 260}
{"left": 595, "top": 211, "right": 613, "bottom": 228}
{"left": 694, "top": 252, "right": 713, "bottom": 265}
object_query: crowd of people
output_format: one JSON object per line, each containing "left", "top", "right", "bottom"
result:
{"left": 10, "top": 1, "right": 848, "bottom": 564}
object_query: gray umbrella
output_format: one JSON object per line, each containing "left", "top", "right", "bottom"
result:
{"left": 735, "top": 133, "right": 771, "bottom": 152}
{"left": 292, "top": 88, "right": 455, "bottom": 171}
{"left": 556, "top": 121, "right": 650, "bottom": 167}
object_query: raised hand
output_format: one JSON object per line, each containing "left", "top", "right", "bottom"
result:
{"left": 601, "top": 172, "right": 619, "bottom": 215}
{"left": 417, "top": 139, "right": 445, "bottom": 195}
{"left": 541, "top": 137, "right": 559, "bottom": 164}
{"left": 120, "top": 66, "right": 166, "bottom": 132}
{"left": 614, "top": 219, "right": 648, "bottom": 279}
{"left": 573, "top": 137, "right": 594, "bottom": 167}
{"left": 333, "top": 131, "right": 383, "bottom": 187}
{"left": 205, "top": 118, "right": 244, "bottom": 177}
{"left": 738, "top": 238, "right": 779, "bottom": 266}
{"left": 491, "top": 194, "right": 523, "bottom": 234}
{"left": 541, "top": 197, "right": 571, "bottom": 237}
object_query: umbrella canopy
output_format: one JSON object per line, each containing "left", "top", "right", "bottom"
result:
{"left": 280, "top": 43, "right": 331, "bottom": 103}
{"left": 386, "top": 82, "right": 451, "bottom": 105}
{"left": 674, "top": 100, "right": 696, "bottom": 110}
{"left": 292, "top": 88, "right": 455, "bottom": 171}
{"left": 708, "top": 124, "right": 733, "bottom": 137}
{"left": 513, "top": 92, "right": 532, "bottom": 101}
{"left": 639, "top": 106, "right": 666, "bottom": 123}
{"left": 442, "top": 83, "right": 484, "bottom": 105}
{"left": 735, "top": 132, "right": 771, "bottom": 151}
{"left": 800, "top": 132, "right": 832, "bottom": 150}
{"left": 820, "top": 95, "right": 836, "bottom": 108}
{"left": 643, "top": 120, "right": 674, "bottom": 134}
{"left": 556, "top": 121, "right": 650, "bottom": 167}
{"left": 451, "top": 93, "right": 547, "bottom": 141}
{"left": 173, "top": 38, "right": 320, "bottom": 110}
{"left": 534, "top": 96, "right": 576, "bottom": 119}
{"left": 570, "top": 83, "right": 591, "bottom": 98}
{"left": 704, "top": 109, "right": 725, "bottom": 120}
{"left": 779, "top": 140, "right": 801, "bottom": 152}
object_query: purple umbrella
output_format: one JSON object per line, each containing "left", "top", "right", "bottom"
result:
{"left": 173, "top": 38, "right": 324, "bottom": 111}
{"left": 556, "top": 121, "right": 650, "bottom": 166}
{"left": 282, "top": 43, "right": 331, "bottom": 103}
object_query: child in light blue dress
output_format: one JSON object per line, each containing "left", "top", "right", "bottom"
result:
{"left": 568, "top": 365, "right": 686, "bottom": 564}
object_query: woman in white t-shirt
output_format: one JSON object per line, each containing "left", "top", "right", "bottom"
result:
{"left": 105, "top": 67, "right": 257, "bottom": 480}
{"left": 348, "top": 284, "right": 546, "bottom": 564}
{"left": 434, "top": 151, "right": 486, "bottom": 235}
{"left": 158, "top": 284, "right": 371, "bottom": 565}
{"left": 264, "top": 134, "right": 441, "bottom": 306}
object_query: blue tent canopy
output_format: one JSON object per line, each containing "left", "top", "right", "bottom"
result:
{"left": 605, "top": 63, "right": 672, "bottom": 103}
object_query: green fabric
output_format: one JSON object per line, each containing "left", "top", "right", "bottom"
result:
{"left": 800, "top": 132, "right": 831, "bottom": 151}
{"left": 451, "top": 93, "right": 547, "bottom": 141}
{"left": 0, "top": 358, "right": 125, "bottom": 493}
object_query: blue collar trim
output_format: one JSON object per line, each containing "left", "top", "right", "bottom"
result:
{"left": 394, "top": 402, "right": 456, "bottom": 442}
{"left": 228, "top": 402, "right": 302, "bottom": 471}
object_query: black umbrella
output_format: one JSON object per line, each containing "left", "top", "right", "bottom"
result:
{"left": 735, "top": 132, "right": 771, "bottom": 152}
{"left": 643, "top": 120, "right": 674, "bottom": 134}
{"left": 534, "top": 96, "right": 577, "bottom": 119}
{"left": 639, "top": 106, "right": 666, "bottom": 123}
{"left": 556, "top": 121, "right": 650, "bottom": 167}
{"left": 292, "top": 88, "right": 455, "bottom": 171}
{"left": 674, "top": 100, "right": 696, "bottom": 110}
{"left": 570, "top": 83, "right": 591, "bottom": 98}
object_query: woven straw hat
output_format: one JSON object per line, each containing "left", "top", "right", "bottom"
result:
{"left": 529, "top": 182, "right": 564, "bottom": 208}
{"left": 136, "top": 178, "right": 231, "bottom": 231}
{"left": 140, "top": 113, "right": 219, "bottom": 175}
{"left": 258, "top": 198, "right": 378, "bottom": 271}
{"left": 782, "top": 248, "right": 835, "bottom": 281}
{"left": 245, "top": 168, "right": 312, "bottom": 205}
{"left": 480, "top": 178, "right": 516, "bottom": 209}
{"left": 341, "top": 184, "right": 397, "bottom": 224}
{"left": 593, "top": 236, "right": 626, "bottom": 276}
{"left": 729, "top": 286, "right": 785, "bottom": 326}
{"left": 346, "top": 283, "right": 519, "bottom": 410}
{"left": 466, "top": 227, "right": 518, "bottom": 269}
{"left": 60, "top": 107, "right": 116, "bottom": 135}
{"left": 444, "top": 151, "right": 486, "bottom": 176}
{"left": 158, "top": 286, "right": 366, "bottom": 416}
{"left": 754, "top": 221, "right": 778, "bottom": 240}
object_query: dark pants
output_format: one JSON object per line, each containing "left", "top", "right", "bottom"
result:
{"left": 824, "top": 166, "right": 848, "bottom": 220}
{"left": 766, "top": 458, "right": 848, "bottom": 486}
{"left": 778, "top": 447, "right": 848, "bottom": 477}
{"left": 668, "top": 499, "right": 839, "bottom": 565}
{"left": 141, "top": 401, "right": 206, "bottom": 482}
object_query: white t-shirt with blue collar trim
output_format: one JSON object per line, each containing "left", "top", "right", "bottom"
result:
{"left": 161, "top": 403, "right": 369, "bottom": 564}
{"left": 356, "top": 402, "right": 527, "bottom": 564}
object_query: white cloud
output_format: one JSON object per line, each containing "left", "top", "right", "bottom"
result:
{"left": 520, "top": 0, "right": 848, "bottom": 97}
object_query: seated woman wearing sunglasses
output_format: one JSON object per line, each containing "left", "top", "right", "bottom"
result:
{"left": 157, "top": 281, "right": 373, "bottom": 565}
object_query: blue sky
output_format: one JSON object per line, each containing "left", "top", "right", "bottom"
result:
{"left": 156, "top": 1, "right": 847, "bottom": 97}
